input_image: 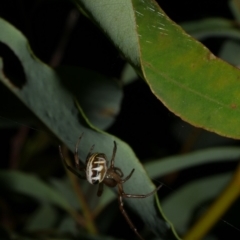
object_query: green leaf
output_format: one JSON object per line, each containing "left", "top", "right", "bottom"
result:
{"left": 75, "top": 0, "right": 240, "bottom": 139}
{"left": 145, "top": 147, "right": 240, "bottom": 178}
{"left": 0, "top": 170, "right": 72, "bottom": 212}
{"left": 58, "top": 216, "right": 79, "bottom": 236}
{"left": 219, "top": 40, "right": 240, "bottom": 66}
{"left": 229, "top": 0, "right": 240, "bottom": 21}
{"left": 25, "top": 204, "right": 58, "bottom": 231}
{"left": 148, "top": 147, "right": 240, "bottom": 238}
{"left": 57, "top": 67, "right": 123, "bottom": 130}
{"left": 96, "top": 147, "right": 240, "bottom": 231}
{"left": 181, "top": 18, "right": 240, "bottom": 40}
{"left": 0, "top": 83, "right": 39, "bottom": 128}
{"left": 161, "top": 173, "right": 232, "bottom": 234}
{"left": 0, "top": 18, "right": 179, "bottom": 239}
{"left": 144, "top": 147, "right": 240, "bottom": 236}
{"left": 50, "top": 177, "right": 81, "bottom": 210}
{"left": 121, "top": 63, "right": 138, "bottom": 85}
{"left": 92, "top": 148, "right": 240, "bottom": 233}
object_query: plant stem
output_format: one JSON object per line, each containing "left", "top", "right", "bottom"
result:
{"left": 63, "top": 146, "right": 98, "bottom": 235}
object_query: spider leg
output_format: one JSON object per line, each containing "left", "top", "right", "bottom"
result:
{"left": 59, "top": 145, "right": 86, "bottom": 179}
{"left": 110, "top": 141, "right": 117, "bottom": 168}
{"left": 117, "top": 183, "right": 162, "bottom": 239}
{"left": 121, "top": 169, "right": 135, "bottom": 183}
{"left": 64, "top": 163, "right": 86, "bottom": 179}
{"left": 117, "top": 185, "right": 145, "bottom": 240}
{"left": 74, "top": 133, "right": 84, "bottom": 170}
{"left": 120, "top": 183, "right": 162, "bottom": 198}
{"left": 97, "top": 182, "right": 104, "bottom": 197}
{"left": 86, "top": 144, "right": 95, "bottom": 161}
{"left": 113, "top": 167, "right": 124, "bottom": 177}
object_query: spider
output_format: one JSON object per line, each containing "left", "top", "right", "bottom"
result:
{"left": 59, "top": 133, "right": 161, "bottom": 240}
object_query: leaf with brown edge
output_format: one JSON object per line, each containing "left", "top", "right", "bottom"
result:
{"left": 75, "top": 0, "right": 240, "bottom": 139}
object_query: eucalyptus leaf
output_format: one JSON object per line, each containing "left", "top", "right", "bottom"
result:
{"left": 101, "top": 147, "right": 240, "bottom": 223}
{"left": 58, "top": 216, "right": 79, "bottom": 236}
{"left": 50, "top": 177, "right": 86, "bottom": 210}
{"left": 181, "top": 18, "right": 240, "bottom": 40}
{"left": 57, "top": 66, "right": 123, "bottom": 130}
{"left": 219, "top": 40, "right": 240, "bottom": 66}
{"left": 0, "top": 18, "right": 179, "bottom": 239}
{"left": 25, "top": 204, "right": 58, "bottom": 231}
{"left": 144, "top": 147, "right": 240, "bottom": 237}
{"left": 75, "top": 0, "right": 240, "bottom": 139}
{"left": 0, "top": 170, "right": 72, "bottom": 212}
{"left": 161, "top": 173, "right": 232, "bottom": 234}
{"left": 0, "top": 83, "right": 39, "bottom": 128}
{"left": 229, "top": 0, "right": 240, "bottom": 21}
{"left": 145, "top": 147, "right": 240, "bottom": 179}
{"left": 121, "top": 63, "right": 138, "bottom": 85}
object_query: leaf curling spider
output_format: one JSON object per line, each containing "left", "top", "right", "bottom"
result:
{"left": 59, "top": 133, "right": 161, "bottom": 240}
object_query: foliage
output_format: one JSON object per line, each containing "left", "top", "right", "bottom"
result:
{"left": 1, "top": 0, "right": 240, "bottom": 239}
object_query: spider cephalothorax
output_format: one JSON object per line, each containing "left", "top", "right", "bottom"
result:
{"left": 59, "top": 133, "right": 161, "bottom": 240}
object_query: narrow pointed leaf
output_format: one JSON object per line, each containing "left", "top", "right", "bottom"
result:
{"left": 145, "top": 147, "right": 240, "bottom": 178}
{"left": 0, "top": 18, "right": 179, "bottom": 239}
{"left": 181, "top": 18, "right": 240, "bottom": 40}
{"left": 75, "top": 0, "right": 240, "bottom": 139}
{"left": 162, "top": 173, "right": 232, "bottom": 234}
{"left": 0, "top": 170, "right": 72, "bottom": 212}
{"left": 57, "top": 67, "right": 123, "bottom": 130}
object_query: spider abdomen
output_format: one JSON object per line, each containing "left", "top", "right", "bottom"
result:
{"left": 86, "top": 153, "right": 107, "bottom": 184}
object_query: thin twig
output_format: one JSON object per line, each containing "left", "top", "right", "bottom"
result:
{"left": 62, "top": 145, "right": 98, "bottom": 235}
{"left": 49, "top": 9, "right": 79, "bottom": 67}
